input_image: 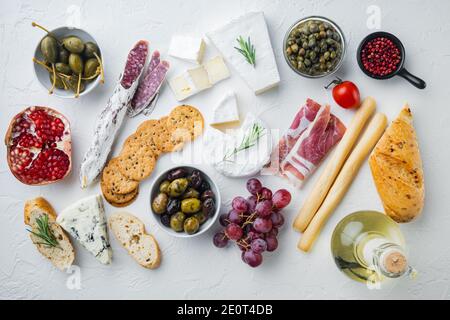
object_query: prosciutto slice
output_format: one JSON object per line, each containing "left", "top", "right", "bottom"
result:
{"left": 281, "top": 104, "right": 346, "bottom": 187}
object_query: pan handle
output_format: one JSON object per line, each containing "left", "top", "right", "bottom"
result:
{"left": 397, "top": 68, "right": 426, "bottom": 89}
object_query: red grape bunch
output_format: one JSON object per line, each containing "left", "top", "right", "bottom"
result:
{"left": 213, "top": 178, "right": 292, "bottom": 267}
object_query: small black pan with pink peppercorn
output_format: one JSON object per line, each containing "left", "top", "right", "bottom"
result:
{"left": 357, "top": 31, "right": 426, "bottom": 89}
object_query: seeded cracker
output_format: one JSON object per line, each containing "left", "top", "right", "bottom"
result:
{"left": 118, "top": 144, "right": 157, "bottom": 181}
{"left": 101, "top": 178, "right": 139, "bottom": 205}
{"left": 136, "top": 117, "right": 175, "bottom": 153}
{"left": 166, "top": 105, "right": 204, "bottom": 150}
{"left": 102, "top": 158, "right": 139, "bottom": 194}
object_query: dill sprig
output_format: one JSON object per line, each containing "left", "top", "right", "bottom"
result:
{"left": 27, "top": 215, "right": 61, "bottom": 249}
{"left": 223, "top": 123, "right": 265, "bottom": 161}
{"left": 234, "top": 36, "right": 256, "bottom": 67}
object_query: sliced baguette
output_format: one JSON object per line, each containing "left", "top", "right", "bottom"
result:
{"left": 24, "top": 197, "right": 75, "bottom": 270}
{"left": 109, "top": 212, "right": 161, "bottom": 269}
{"left": 369, "top": 106, "right": 424, "bottom": 222}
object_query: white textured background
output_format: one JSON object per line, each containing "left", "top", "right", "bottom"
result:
{"left": 1, "top": 0, "right": 449, "bottom": 300}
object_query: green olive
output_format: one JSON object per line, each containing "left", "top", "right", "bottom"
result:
{"left": 40, "top": 36, "right": 58, "bottom": 64}
{"left": 170, "top": 212, "right": 186, "bottom": 232}
{"left": 83, "top": 58, "right": 99, "bottom": 78}
{"left": 49, "top": 73, "right": 65, "bottom": 90}
{"left": 181, "top": 198, "right": 201, "bottom": 214}
{"left": 168, "top": 178, "right": 188, "bottom": 197}
{"left": 62, "top": 36, "right": 85, "bottom": 54}
{"left": 55, "top": 62, "right": 72, "bottom": 75}
{"left": 83, "top": 42, "right": 99, "bottom": 58}
{"left": 152, "top": 193, "right": 168, "bottom": 214}
{"left": 68, "top": 53, "right": 83, "bottom": 75}
{"left": 182, "top": 188, "right": 200, "bottom": 199}
{"left": 159, "top": 180, "right": 171, "bottom": 194}
{"left": 59, "top": 47, "right": 70, "bottom": 64}
{"left": 184, "top": 217, "right": 200, "bottom": 234}
{"left": 193, "top": 212, "right": 207, "bottom": 225}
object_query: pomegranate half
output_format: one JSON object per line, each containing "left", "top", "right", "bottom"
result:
{"left": 4, "top": 106, "right": 72, "bottom": 185}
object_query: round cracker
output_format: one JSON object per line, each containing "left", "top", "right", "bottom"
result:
{"left": 102, "top": 158, "right": 139, "bottom": 194}
{"left": 166, "top": 105, "right": 204, "bottom": 148}
{"left": 101, "top": 178, "right": 139, "bottom": 204}
{"left": 117, "top": 145, "right": 157, "bottom": 181}
{"left": 106, "top": 190, "right": 138, "bottom": 208}
{"left": 136, "top": 117, "right": 175, "bottom": 153}
{"left": 122, "top": 132, "right": 161, "bottom": 158}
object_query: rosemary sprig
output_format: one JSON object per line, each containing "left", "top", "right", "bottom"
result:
{"left": 234, "top": 36, "right": 256, "bottom": 67}
{"left": 27, "top": 215, "right": 61, "bottom": 249}
{"left": 223, "top": 123, "right": 265, "bottom": 162}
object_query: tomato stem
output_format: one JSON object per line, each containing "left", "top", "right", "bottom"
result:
{"left": 324, "top": 77, "right": 343, "bottom": 89}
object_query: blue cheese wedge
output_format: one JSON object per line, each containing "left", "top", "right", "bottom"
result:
{"left": 210, "top": 92, "right": 240, "bottom": 128}
{"left": 168, "top": 35, "right": 205, "bottom": 64}
{"left": 56, "top": 195, "right": 112, "bottom": 265}
{"left": 207, "top": 12, "right": 280, "bottom": 95}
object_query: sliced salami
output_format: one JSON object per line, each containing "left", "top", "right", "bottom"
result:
{"left": 128, "top": 60, "right": 169, "bottom": 117}
{"left": 121, "top": 40, "right": 149, "bottom": 89}
{"left": 80, "top": 40, "right": 149, "bottom": 188}
{"left": 143, "top": 50, "right": 160, "bottom": 79}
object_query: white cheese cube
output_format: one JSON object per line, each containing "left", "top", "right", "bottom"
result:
{"left": 204, "top": 56, "right": 230, "bottom": 85}
{"left": 168, "top": 35, "right": 205, "bottom": 64}
{"left": 207, "top": 12, "right": 280, "bottom": 95}
{"left": 211, "top": 92, "right": 240, "bottom": 128}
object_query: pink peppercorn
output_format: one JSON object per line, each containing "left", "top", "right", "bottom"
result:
{"left": 361, "top": 37, "right": 402, "bottom": 77}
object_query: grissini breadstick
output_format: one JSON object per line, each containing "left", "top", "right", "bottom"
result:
{"left": 298, "top": 113, "right": 388, "bottom": 252}
{"left": 293, "top": 97, "right": 376, "bottom": 232}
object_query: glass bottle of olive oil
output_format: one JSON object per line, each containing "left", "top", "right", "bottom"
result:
{"left": 331, "top": 211, "right": 416, "bottom": 289}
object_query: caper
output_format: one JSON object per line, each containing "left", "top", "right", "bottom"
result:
{"left": 40, "top": 36, "right": 58, "bottom": 64}
{"left": 83, "top": 42, "right": 99, "bottom": 58}
{"left": 308, "top": 38, "right": 316, "bottom": 48}
{"left": 68, "top": 53, "right": 83, "bottom": 75}
{"left": 309, "top": 23, "right": 318, "bottom": 33}
{"left": 49, "top": 73, "right": 65, "bottom": 90}
{"left": 319, "top": 30, "right": 327, "bottom": 39}
{"left": 59, "top": 47, "right": 70, "bottom": 64}
{"left": 304, "top": 59, "right": 311, "bottom": 67}
{"left": 55, "top": 62, "right": 72, "bottom": 75}
{"left": 286, "top": 47, "right": 292, "bottom": 55}
{"left": 62, "top": 36, "right": 85, "bottom": 54}
{"left": 330, "top": 51, "right": 336, "bottom": 59}
{"left": 302, "top": 41, "right": 308, "bottom": 49}
{"left": 84, "top": 58, "right": 100, "bottom": 78}
{"left": 67, "top": 75, "right": 85, "bottom": 93}
{"left": 291, "top": 44, "right": 299, "bottom": 53}
{"left": 299, "top": 48, "right": 306, "bottom": 56}
{"left": 324, "top": 51, "right": 331, "bottom": 61}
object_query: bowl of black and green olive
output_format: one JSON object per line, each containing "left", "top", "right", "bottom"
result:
{"left": 32, "top": 23, "right": 104, "bottom": 98}
{"left": 283, "top": 16, "right": 345, "bottom": 78}
{"left": 150, "top": 166, "right": 221, "bottom": 238}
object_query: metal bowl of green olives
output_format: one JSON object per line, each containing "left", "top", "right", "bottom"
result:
{"left": 283, "top": 16, "right": 346, "bottom": 78}
{"left": 150, "top": 166, "right": 221, "bottom": 238}
{"left": 33, "top": 26, "right": 103, "bottom": 98}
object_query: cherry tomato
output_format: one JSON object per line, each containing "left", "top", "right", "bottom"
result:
{"left": 325, "top": 78, "right": 360, "bottom": 109}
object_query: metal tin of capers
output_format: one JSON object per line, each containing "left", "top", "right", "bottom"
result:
{"left": 283, "top": 16, "right": 346, "bottom": 78}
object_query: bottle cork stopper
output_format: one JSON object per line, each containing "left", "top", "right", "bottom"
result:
{"left": 383, "top": 251, "right": 407, "bottom": 274}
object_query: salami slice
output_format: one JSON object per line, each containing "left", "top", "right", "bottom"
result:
{"left": 121, "top": 40, "right": 149, "bottom": 89}
{"left": 143, "top": 50, "right": 160, "bottom": 79}
{"left": 128, "top": 60, "right": 169, "bottom": 117}
{"left": 80, "top": 40, "right": 149, "bottom": 188}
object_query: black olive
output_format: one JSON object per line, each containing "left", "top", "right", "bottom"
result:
{"left": 201, "top": 190, "right": 215, "bottom": 201}
{"left": 199, "top": 180, "right": 210, "bottom": 192}
{"left": 167, "top": 168, "right": 188, "bottom": 181}
{"left": 167, "top": 198, "right": 181, "bottom": 215}
{"left": 202, "top": 198, "right": 215, "bottom": 217}
{"left": 160, "top": 214, "right": 171, "bottom": 227}
{"left": 188, "top": 170, "right": 202, "bottom": 189}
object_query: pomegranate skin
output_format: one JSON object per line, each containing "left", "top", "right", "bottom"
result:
{"left": 4, "top": 106, "right": 72, "bottom": 186}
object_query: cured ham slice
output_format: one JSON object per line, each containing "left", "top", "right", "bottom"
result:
{"left": 281, "top": 104, "right": 346, "bottom": 187}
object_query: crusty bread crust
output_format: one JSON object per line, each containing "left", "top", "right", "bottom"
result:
{"left": 24, "top": 197, "right": 75, "bottom": 270}
{"left": 109, "top": 212, "right": 161, "bottom": 269}
{"left": 369, "top": 106, "right": 424, "bottom": 222}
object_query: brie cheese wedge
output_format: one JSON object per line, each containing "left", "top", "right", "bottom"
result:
{"left": 168, "top": 35, "right": 205, "bottom": 64}
{"left": 204, "top": 56, "right": 230, "bottom": 85}
{"left": 210, "top": 92, "right": 240, "bottom": 128}
{"left": 207, "top": 12, "right": 280, "bottom": 95}
{"left": 57, "top": 195, "right": 112, "bottom": 265}
{"left": 204, "top": 113, "right": 272, "bottom": 177}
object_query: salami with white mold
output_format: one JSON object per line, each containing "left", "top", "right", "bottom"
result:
{"left": 128, "top": 55, "right": 169, "bottom": 117}
{"left": 80, "top": 40, "right": 149, "bottom": 188}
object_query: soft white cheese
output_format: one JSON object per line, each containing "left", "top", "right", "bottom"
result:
{"left": 56, "top": 195, "right": 112, "bottom": 265}
{"left": 207, "top": 12, "right": 280, "bottom": 95}
{"left": 204, "top": 113, "right": 272, "bottom": 177}
{"left": 210, "top": 92, "right": 240, "bottom": 128}
{"left": 204, "top": 56, "right": 230, "bottom": 85}
{"left": 168, "top": 35, "right": 205, "bottom": 64}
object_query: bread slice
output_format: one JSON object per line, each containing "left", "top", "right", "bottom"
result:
{"left": 24, "top": 197, "right": 75, "bottom": 270}
{"left": 109, "top": 212, "right": 161, "bottom": 269}
{"left": 369, "top": 106, "right": 424, "bottom": 222}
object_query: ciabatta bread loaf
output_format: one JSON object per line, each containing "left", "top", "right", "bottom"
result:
{"left": 109, "top": 212, "right": 161, "bottom": 269}
{"left": 369, "top": 106, "right": 424, "bottom": 222}
{"left": 24, "top": 197, "right": 75, "bottom": 270}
